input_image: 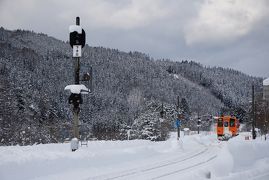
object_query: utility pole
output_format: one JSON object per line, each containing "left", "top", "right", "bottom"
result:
{"left": 252, "top": 84, "right": 256, "bottom": 140}
{"left": 264, "top": 101, "right": 268, "bottom": 140}
{"left": 176, "top": 96, "right": 180, "bottom": 140}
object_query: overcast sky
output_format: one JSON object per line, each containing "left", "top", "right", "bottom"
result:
{"left": 0, "top": 0, "right": 268, "bottom": 77}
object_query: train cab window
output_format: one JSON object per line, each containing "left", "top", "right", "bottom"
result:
{"left": 224, "top": 121, "right": 228, "bottom": 127}
{"left": 230, "top": 119, "right": 235, "bottom": 127}
{"left": 218, "top": 119, "right": 223, "bottom": 127}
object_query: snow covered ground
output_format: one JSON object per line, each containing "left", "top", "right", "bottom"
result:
{"left": 1, "top": 132, "right": 269, "bottom": 180}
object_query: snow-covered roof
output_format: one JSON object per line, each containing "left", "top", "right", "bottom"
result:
{"left": 69, "top": 25, "right": 82, "bottom": 33}
{"left": 263, "top": 78, "right": 269, "bottom": 86}
{"left": 64, "top": 84, "right": 89, "bottom": 94}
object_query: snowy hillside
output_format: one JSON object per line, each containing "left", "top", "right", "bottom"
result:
{"left": 0, "top": 27, "right": 262, "bottom": 145}
{"left": 1, "top": 132, "right": 269, "bottom": 180}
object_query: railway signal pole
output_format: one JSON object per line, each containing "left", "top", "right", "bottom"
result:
{"left": 65, "top": 17, "right": 90, "bottom": 151}
{"left": 71, "top": 17, "right": 85, "bottom": 140}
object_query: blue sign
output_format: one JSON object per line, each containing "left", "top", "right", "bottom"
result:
{"left": 175, "top": 119, "right": 181, "bottom": 128}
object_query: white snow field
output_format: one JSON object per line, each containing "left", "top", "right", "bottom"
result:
{"left": 1, "top": 132, "right": 269, "bottom": 180}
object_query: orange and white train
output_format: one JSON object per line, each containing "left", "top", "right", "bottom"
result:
{"left": 216, "top": 115, "right": 240, "bottom": 140}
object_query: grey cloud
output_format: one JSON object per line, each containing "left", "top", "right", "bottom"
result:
{"left": 0, "top": 0, "right": 268, "bottom": 77}
{"left": 184, "top": 0, "right": 269, "bottom": 46}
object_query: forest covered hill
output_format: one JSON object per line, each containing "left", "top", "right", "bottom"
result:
{"left": 0, "top": 27, "right": 262, "bottom": 145}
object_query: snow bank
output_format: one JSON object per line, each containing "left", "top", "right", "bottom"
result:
{"left": 0, "top": 133, "right": 214, "bottom": 180}
{"left": 210, "top": 134, "right": 269, "bottom": 180}
{"left": 209, "top": 143, "right": 234, "bottom": 178}
{"left": 227, "top": 136, "right": 269, "bottom": 171}
{"left": 182, "top": 133, "right": 269, "bottom": 180}
{"left": 1, "top": 133, "right": 269, "bottom": 180}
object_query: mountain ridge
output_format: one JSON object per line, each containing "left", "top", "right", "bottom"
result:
{"left": 0, "top": 27, "right": 262, "bottom": 145}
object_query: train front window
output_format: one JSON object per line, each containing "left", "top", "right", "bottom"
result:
{"left": 224, "top": 121, "right": 228, "bottom": 127}
{"left": 218, "top": 119, "right": 223, "bottom": 127}
{"left": 230, "top": 119, "right": 235, "bottom": 127}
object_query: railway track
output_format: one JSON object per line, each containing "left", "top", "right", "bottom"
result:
{"left": 87, "top": 146, "right": 218, "bottom": 180}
